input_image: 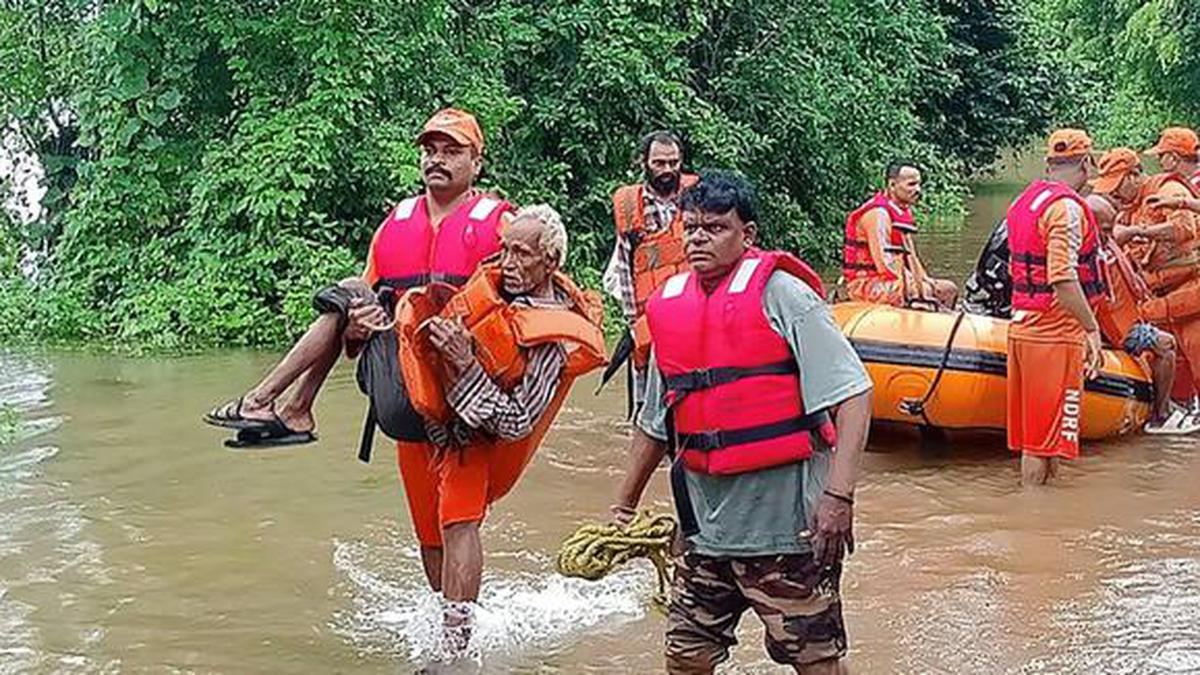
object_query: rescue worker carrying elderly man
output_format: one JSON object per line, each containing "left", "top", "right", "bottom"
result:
{"left": 204, "top": 108, "right": 607, "bottom": 651}
{"left": 200, "top": 105, "right": 1200, "bottom": 668}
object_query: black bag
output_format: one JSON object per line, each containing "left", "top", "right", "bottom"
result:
{"left": 355, "top": 328, "right": 426, "bottom": 444}
{"left": 312, "top": 284, "right": 427, "bottom": 462}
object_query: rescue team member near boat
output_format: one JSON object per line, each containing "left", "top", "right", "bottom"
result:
{"left": 1086, "top": 149, "right": 1194, "bottom": 434}
{"left": 1139, "top": 126, "right": 1200, "bottom": 194}
{"left": 1122, "top": 128, "right": 1200, "bottom": 406}
{"left": 398, "top": 205, "right": 606, "bottom": 647}
{"left": 602, "top": 130, "right": 697, "bottom": 411}
{"left": 843, "top": 160, "right": 958, "bottom": 310}
{"left": 203, "top": 108, "right": 510, "bottom": 446}
{"left": 611, "top": 171, "right": 873, "bottom": 674}
{"left": 1006, "top": 129, "right": 1106, "bottom": 486}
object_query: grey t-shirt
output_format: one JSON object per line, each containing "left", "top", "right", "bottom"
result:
{"left": 638, "top": 271, "right": 873, "bottom": 557}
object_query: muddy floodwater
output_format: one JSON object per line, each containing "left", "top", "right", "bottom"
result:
{"left": 3, "top": 159, "right": 1199, "bottom": 673}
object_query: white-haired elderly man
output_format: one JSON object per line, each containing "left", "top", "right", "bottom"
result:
{"left": 397, "top": 203, "right": 606, "bottom": 651}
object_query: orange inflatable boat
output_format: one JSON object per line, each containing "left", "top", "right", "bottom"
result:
{"left": 832, "top": 302, "right": 1153, "bottom": 439}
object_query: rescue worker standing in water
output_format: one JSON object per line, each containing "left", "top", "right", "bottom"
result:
{"left": 611, "top": 171, "right": 873, "bottom": 674}
{"left": 843, "top": 161, "right": 958, "bottom": 310}
{"left": 602, "top": 131, "right": 698, "bottom": 413}
{"left": 1006, "top": 130, "right": 1106, "bottom": 485}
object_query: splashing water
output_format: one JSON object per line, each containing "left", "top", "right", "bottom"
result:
{"left": 0, "top": 352, "right": 104, "bottom": 672}
{"left": 330, "top": 529, "right": 653, "bottom": 669}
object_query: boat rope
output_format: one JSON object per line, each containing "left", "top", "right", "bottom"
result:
{"left": 556, "top": 511, "right": 676, "bottom": 608}
{"left": 900, "top": 310, "right": 968, "bottom": 425}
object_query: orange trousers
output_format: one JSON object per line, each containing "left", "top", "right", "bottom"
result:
{"left": 1007, "top": 308, "right": 1086, "bottom": 460}
{"left": 396, "top": 440, "right": 537, "bottom": 548}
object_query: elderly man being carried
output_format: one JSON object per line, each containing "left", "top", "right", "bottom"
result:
{"left": 395, "top": 204, "right": 606, "bottom": 652}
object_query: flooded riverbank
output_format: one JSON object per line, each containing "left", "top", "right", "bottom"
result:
{"left": 2, "top": 159, "right": 1198, "bottom": 672}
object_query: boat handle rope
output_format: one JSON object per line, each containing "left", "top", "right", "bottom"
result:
{"left": 899, "top": 310, "right": 967, "bottom": 425}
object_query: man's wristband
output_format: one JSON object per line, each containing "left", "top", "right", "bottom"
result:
{"left": 823, "top": 489, "right": 854, "bottom": 506}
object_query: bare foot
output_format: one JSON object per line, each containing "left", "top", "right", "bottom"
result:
{"left": 237, "top": 392, "right": 277, "bottom": 423}
{"left": 276, "top": 403, "right": 315, "bottom": 434}
{"left": 1020, "top": 454, "right": 1055, "bottom": 486}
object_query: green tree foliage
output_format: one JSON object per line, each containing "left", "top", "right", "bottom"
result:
{"left": 1024, "top": 0, "right": 1200, "bottom": 145}
{"left": 1, "top": 0, "right": 1057, "bottom": 349}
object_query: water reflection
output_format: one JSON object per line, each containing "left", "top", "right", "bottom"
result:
{"left": 0, "top": 156, "right": 1197, "bottom": 671}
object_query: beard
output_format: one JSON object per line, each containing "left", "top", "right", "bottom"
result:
{"left": 649, "top": 171, "right": 681, "bottom": 196}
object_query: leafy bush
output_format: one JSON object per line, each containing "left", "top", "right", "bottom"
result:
{"left": 1, "top": 0, "right": 1060, "bottom": 348}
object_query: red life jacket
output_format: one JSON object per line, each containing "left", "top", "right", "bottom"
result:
{"left": 842, "top": 192, "right": 916, "bottom": 281}
{"left": 1007, "top": 180, "right": 1105, "bottom": 312}
{"left": 368, "top": 192, "right": 510, "bottom": 291}
{"left": 646, "top": 249, "right": 838, "bottom": 476}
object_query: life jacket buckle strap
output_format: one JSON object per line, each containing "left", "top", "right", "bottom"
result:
{"left": 676, "top": 411, "right": 829, "bottom": 453}
{"left": 685, "top": 430, "right": 724, "bottom": 451}
{"left": 664, "top": 360, "right": 799, "bottom": 397}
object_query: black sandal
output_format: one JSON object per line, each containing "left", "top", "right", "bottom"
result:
{"left": 203, "top": 397, "right": 275, "bottom": 431}
{"left": 224, "top": 419, "right": 318, "bottom": 449}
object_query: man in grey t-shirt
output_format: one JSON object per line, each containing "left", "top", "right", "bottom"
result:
{"left": 611, "top": 171, "right": 873, "bottom": 674}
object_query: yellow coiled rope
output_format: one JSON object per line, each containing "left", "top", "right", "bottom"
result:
{"left": 555, "top": 511, "right": 677, "bottom": 608}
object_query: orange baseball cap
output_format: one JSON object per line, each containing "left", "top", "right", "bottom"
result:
{"left": 1090, "top": 147, "right": 1140, "bottom": 194}
{"left": 1145, "top": 127, "right": 1198, "bottom": 158}
{"left": 416, "top": 108, "right": 484, "bottom": 153}
{"left": 1046, "top": 129, "right": 1093, "bottom": 159}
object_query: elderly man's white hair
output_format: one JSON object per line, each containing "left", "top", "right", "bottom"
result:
{"left": 514, "top": 203, "right": 568, "bottom": 267}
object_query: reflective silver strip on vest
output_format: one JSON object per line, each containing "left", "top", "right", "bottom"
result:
{"left": 728, "top": 258, "right": 761, "bottom": 294}
{"left": 469, "top": 196, "right": 500, "bottom": 221}
{"left": 393, "top": 197, "right": 419, "bottom": 220}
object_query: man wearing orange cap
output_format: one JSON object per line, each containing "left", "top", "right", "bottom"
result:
{"left": 205, "top": 108, "right": 517, "bottom": 649}
{"left": 205, "top": 108, "right": 511, "bottom": 447}
{"left": 1087, "top": 148, "right": 1194, "bottom": 434}
{"left": 842, "top": 161, "right": 958, "bottom": 310}
{"left": 1147, "top": 127, "right": 1200, "bottom": 193}
{"left": 1110, "top": 128, "right": 1200, "bottom": 408}
{"left": 1006, "top": 130, "right": 1106, "bottom": 485}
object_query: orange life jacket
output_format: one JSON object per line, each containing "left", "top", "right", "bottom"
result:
{"left": 842, "top": 192, "right": 916, "bottom": 282}
{"left": 1097, "top": 238, "right": 1149, "bottom": 345}
{"left": 1140, "top": 277, "right": 1200, "bottom": 324}
{"left": 613, "top": 174, "right": 699, "bottom": 368}
{"left": 1125, "top": 173, "right": 1200, "bottom": 293}
{"left": 396, "top": 263, "right": 607, "bottom": 426}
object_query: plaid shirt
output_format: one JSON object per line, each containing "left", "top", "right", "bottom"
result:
{"left": 602, "top": 183, "right": 680, "bottom": 322}
{"left": 425, "top": 294, "right": 568, "bottom": 448}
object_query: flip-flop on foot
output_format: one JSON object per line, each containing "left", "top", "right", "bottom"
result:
{"left": 204, "top": 397, "right": 275, "bottom": 430}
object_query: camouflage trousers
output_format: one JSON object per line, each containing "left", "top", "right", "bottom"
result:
{"left": 665, "top": 551, "right": 847, "bottom": 671}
